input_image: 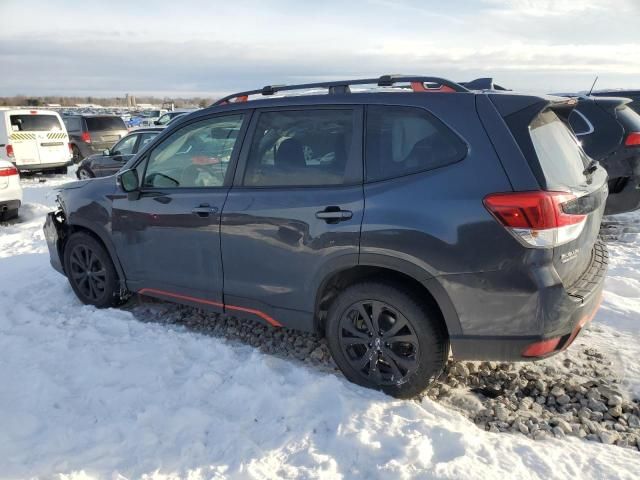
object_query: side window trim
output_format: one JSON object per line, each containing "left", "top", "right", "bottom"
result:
{"left": 571, "top": 109, "right": 594, "bottom": 136}
{"left": 232, "top": 105, "right": 364, "bottom": 188}
{"left": 137, "top": 110, "right": 252, "bottom": 192}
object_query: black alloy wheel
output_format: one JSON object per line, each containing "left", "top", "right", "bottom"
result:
{"left": 68, "top": 244, "right": 107, "bottom": 302}
{"left": 338, "top": 300, "right": 419, "bottom": 385}
{"left": 63, "top": 232, "right": 121, "bottom": 308}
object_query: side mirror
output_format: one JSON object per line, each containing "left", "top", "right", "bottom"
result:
{"left": 118, "top": 168, "right": 139, "bottom": 193}
{"left": 154, "top": 120, "right": 161, "bottom": 125}
{"left": 103, "top": 149, "right": 110, "bottom": 156}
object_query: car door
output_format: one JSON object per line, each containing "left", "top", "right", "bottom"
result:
{"left": 93, "top": 133, "right": 138, "bottom": 176}
{"left": 111, "top": 112, "right": 249, "bottom": 308}
{"left": 221, "top": 106, "right": 364, "bottom": 329}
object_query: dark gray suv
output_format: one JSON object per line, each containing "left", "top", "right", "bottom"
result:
{"left": 64, "top": 114, "right": 129, "bottom": 162}
{"left": 44, "top": 76, "right": 608, "bottom": 398}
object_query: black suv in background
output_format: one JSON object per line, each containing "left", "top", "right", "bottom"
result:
{"left": 76, "top": 127, "right": 163, "bottom": 179}
{"left": 565, "top": 96, "right": 640, "bottom": 215}
{"left": 44, "top": 76, "right": 608, "bottom": 398}
{"left": 64, "top": 115, "right": 129, "bottom": 162}
{"left": 591, "top": 89, "right": 640, "bottom": 115}
{"left": 461, "top": 79, "right": 640, "bottom": 216}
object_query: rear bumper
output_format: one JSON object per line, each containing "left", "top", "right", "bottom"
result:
{"left": 449, "top": 241, "right": 608, "bottom": 361}
{"left": 0, "top": 199, "right": 21, "bottom": 212}
{"left": 17, "top": 160, "right": 72, "bottom": 172}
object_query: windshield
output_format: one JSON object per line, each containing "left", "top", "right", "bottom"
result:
{"left": 529, "top": 110, "right": 590, "bottom": 190}
{"left": 10, "top": 114, "right": 62, "bottom": 132}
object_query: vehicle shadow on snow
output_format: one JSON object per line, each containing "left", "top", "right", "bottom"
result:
{"left": 126, "top": 295, "right": 640, "bottom": 451}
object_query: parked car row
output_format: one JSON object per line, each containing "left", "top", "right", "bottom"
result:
{"left": 45, "top": 75, "right": 618, "bottom": 397}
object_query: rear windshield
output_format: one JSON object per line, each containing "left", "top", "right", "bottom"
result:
{"left": 529, "top": 110, "right": 589, "bottom": 189}
{"left": 615, "top": 105, "right": 640, "bottom": 132}
{"left": 10, "top": 114, "right": 62, "bottom": 132}
{"left": 85, "top": 116, "right": 126, "bottom": 131}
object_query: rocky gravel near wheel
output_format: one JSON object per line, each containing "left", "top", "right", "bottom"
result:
{"left": 129, "top": 297, "right": 640, "bottom": 452}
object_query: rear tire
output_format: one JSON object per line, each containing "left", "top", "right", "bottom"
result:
{"left": 325, "top": 281, "right": 449, "bottom": 398}
{"left": 63, "top": 232, "right": 120, "bottom": 308}
{"left": 1, "top": 208, "right": 18, "bottom": 221}
{"left": 71, "top": 145, "right": 82, "bottom": 163}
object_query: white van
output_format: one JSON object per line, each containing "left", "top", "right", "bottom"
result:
{"left": 0, "top": 109, "right": 72, "bottom": 173}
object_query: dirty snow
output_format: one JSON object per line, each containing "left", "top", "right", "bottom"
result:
{"left": 0, "top": 170, "right": 639, "bottom": 479}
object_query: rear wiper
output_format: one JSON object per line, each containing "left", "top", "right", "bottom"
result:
{"left": 583, "top": 158, "right": 599, "bottom": 176}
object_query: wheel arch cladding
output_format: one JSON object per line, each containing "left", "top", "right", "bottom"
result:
{"left": 64, "top": 221, "right": 127, "bottom": 288}
{"left": 314, "top": 262, "right": 461, "bottom": 337}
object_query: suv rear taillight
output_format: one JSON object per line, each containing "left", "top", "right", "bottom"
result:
{"left": 624, "top": 132, "right": 640, "bottom": 147}
{"left": 5, "top": 145, "right": 14, "bottom": 159}
{"left": 484, "top": 191, "right": 586, "bottom": 248}
{"left": 0, "top": 165, "right": 18, "bottom": 177}
{"left": 81, "top": 131, "right": 91, "bottom": 143}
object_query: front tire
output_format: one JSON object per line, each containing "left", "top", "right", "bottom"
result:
{"left": 77, "top": 166, "right": 94, "bottom": 179}
{"left": 63, "top": 232, "right": 120, "bottom": 308}
{"left": 326, "top": 281, "right": 449, "bottom": 398}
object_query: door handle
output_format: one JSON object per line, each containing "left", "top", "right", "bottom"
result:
{"left": 192, "top": 204, "right": 219, "bottom": 217}
{"left": 316, "top": 207, "right": 353, "bottom": 223}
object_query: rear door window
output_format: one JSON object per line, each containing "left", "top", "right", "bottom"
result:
{"left": 63, "top": 117, "right": 82, "bottom": 132}
{"left": 365, "top": 106, "right": 467, "bottom": 182}
{"left": 85, "top": 116, "right": 127, "bottom": 131}
{"left": 243, "top": 109, "right": 360, "bottom": 187}
{"left": 10, "top": 114, "right": 62, "bottom": 132}
{"left": 529, "top": 110, "right": 589, "bottom": 189}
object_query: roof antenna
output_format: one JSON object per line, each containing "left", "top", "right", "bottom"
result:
{"left": 587, "top": 76, "right": 598, "bottom": 96}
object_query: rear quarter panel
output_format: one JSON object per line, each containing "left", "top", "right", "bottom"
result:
{"left": 359, "top": 94, "right": 555, "bottom": 337}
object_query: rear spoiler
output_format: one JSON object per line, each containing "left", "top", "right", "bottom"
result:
{"left": 489, "top": 92, "right": 578, "bottom": 118}
{"left": 459, "top": 78, "right": 509, "bottom": 91}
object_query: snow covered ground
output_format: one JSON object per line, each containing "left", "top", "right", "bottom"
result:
{"left": 1, "top": 170, "right": 639, "bottom": 479}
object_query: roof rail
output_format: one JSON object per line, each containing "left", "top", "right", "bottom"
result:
{"left": 212, "top": 75, "right": 470, "bottom": 106}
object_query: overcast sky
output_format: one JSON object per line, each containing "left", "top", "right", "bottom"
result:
{"left": 1, "top": 0, "right": 638, "bottom": 98}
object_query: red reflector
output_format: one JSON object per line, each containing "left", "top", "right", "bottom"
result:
{"left": 522, "top": 337, "right": 562, "bottom": 357}
{"left": 0, "top": 165, "right": 18, "bottom": 177}
{"left": 81, "top": 131, "right": 91, "bottom": 143}
{"left": 5, "top": 145, "right": 14, "bottom": 158}
{"left": 484, "top": 191, "right": 585, "bottom": 229}
{"left": 624, "top": 132, "right": 640, "bottom": 147}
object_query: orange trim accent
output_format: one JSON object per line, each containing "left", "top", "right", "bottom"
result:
{"left": 138, "top": 288, "right": 282, "bottom": 327}
{"left": 410, "top": 82, "right": 456, "bottom": 93}
{"left": 225, "top": 304, "right": 282, "bottom": 327}
{"left": 139, "top": 288, "right": 224, "bottom": 308}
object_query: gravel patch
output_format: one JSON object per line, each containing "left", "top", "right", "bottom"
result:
{"left": 128, "top": 296, "right": 640, "bottom": 452}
